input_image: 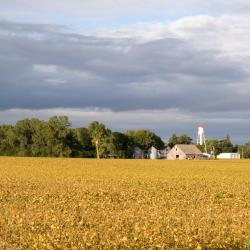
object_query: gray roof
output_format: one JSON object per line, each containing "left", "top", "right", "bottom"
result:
{"left": 175, "top": 144, "right": 202, "bottom": 155}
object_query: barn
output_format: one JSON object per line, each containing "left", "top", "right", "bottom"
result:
{"left": 217, "top": 153, "right": 240, "bottom": 159}
{"left": 167, "top": 144, "right": 203, "bottom": 160}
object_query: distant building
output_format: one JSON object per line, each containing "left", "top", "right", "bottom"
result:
{"left": 158, "top": 148, "right": 169, "bottom": 159}
{"left": 133, "top": 147, "right": 144, "bottom": 159}
{"left": 147, "top": 147, "right": 169, "bottom": 159}
{"left": 217, "top": 153, "right": 240, "bottom": 159}
{"left": 167, "top": 144, "right": 203, "bottom": 160}
{"left": 148, "top": 146, "right": 158, "bottom": 159}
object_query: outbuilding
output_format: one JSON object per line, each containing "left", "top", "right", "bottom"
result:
{"left": 217, "top": 153, "right": 240, "bottom": 159}
{"left": 133, "top": 146, "right": 144, "bottom": 159}
{"left": 148, "top": 146, "right": 158, "bottom": 159}
{"left": 167, "top": 144, "right": 203, "bottom": 160}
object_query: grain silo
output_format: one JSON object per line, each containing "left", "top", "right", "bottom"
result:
{"left": 150, "top": 146, "right": 158, "bottom": 160}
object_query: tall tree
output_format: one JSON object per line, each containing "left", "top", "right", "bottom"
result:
{"left": 47, "top": 116, "right": 71, "bottom": 157}
{"left": 167, "top": 133, "right": 178, "bottom": 148}
{"left": 0, "top": 125, "right": 18, "bottom": 155}
{"left": 15, "top": 119, "right": 34, "bottom": 156}
{"left": 104, "top": 132, "right": 133, "bottom": 158}
{"left": 30, "top": 119, "right": 49, "bottom": 157}
{"left": 206, "top": 136, "right": 235, "bottom": 156}
{"left": 239, "top": 142, "right": 250, "bottom": 158}
{"left": 88, "top": 121, "right": 111, "bottom": 158}
{"left": 167, "top": 133, "right": 192, "bottom": 148}
{"left": 75, "top": 128, "right": 92, "bottom": 150}
{"left": 70, "top": 128, "right": 95, "bottom": 158}
{"left": 126, "top": 130, "right": 164, "bottom": 151}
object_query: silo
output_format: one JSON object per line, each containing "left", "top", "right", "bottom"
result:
{"left": 150, "top": 147, "right": 158, "bottom": 160}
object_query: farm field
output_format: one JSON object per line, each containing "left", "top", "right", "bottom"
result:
{"left": 0, "top": 157, "right": 249, "bottom": 249}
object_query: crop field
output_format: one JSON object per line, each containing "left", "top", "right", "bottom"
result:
{"left": 0, "top": 157, "right": 249, "bottom": 249}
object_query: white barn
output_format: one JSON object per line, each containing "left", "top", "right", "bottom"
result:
{"left": 167, "top": 144, "right": 203, "bottom": 160}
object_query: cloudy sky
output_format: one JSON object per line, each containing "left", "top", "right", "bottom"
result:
{"left": 1, "top": 1, "right": 250, "bottom": 143}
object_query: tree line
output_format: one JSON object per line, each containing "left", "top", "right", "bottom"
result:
{"left": 0, "top": 116, "right": 164, "bottom": 158}
{"left": 0, "top": 116, "right": 249, "bottom": 158}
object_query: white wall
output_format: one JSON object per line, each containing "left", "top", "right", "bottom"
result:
{"left": 217, "top": 153, "right": 240, "bottom": 159}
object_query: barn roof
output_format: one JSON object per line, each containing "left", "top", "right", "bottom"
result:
{"left": 175, "top": 144, "right": 202, "bottom": 155}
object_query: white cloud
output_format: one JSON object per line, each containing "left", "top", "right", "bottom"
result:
{"left": 169, "top": 15, "right": 217, "bottom": 32}
{"left": 2, "top": 0, "right": 250, "bottom": 26}
{"left": 94, "top": 14, "right": 250, "bottom": 69}
{"left": 33, "top": 64, "right": 58, "bottom": 74}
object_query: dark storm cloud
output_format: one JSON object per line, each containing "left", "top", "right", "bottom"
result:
{"left": 0, "top": 20, "right": 249, "bottom": 113}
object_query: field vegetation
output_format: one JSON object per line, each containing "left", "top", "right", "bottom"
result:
{"left": 0, "top": 157, "right": 249, "bottom": 249}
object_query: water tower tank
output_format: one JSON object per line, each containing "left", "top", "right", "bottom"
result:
{"left": 197, "top": 125, "right": 206, "bottom": 145}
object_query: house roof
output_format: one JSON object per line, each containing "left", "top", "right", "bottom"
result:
{"left": 175, "top": 144, "right": 202, "bottom": 155}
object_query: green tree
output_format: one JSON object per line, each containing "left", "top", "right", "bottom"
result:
{"left": 29, "top": 119, "right": 49, "bottom": 157}
{"left": 0, "top": 125, "right": 18, "bottom": 155}
{"left": 206, "top": 135, "right": 235, "bottom": 156}
{"left": 88, "top": 121, "right": 111, "bottom": 158}
{"left": 75, "top": 128, "right": 92, "bottom": 149}
{"left": 104, "top": 132, "right": 133, "bottom": 158}
{"left": 240, "top": 142, "right": 250, "bottom": 158}
{"left": 70, "top": 128, "right": 95, "bottom": 158}
{"left": 47, "top": 116, "right": 72, "bottom": 157}
{"left": 14, "top": 119, "right": 34, "bottom": 156}
{"left": 126, "top": 130, "right": 164, "bottom": 151}
{"left": 167, "top": 133, "right": 192, "bottom": 148}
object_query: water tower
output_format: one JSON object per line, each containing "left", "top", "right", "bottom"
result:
{"left": 197, "top": 125, "right": 207, "bottom": 153}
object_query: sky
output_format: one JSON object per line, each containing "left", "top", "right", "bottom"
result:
{"left": 1, "top": 0, "right": 250, "bottom": 143}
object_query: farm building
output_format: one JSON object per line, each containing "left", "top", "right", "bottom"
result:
{"left": 148, "top": 146, "right": 158, "bottom": 159}
{"left": 133, "top": 146, "right": 144, "bottom": 159}
{"left": 147, "top": 147, "right": 169, "bottom": 159}
{"left": 217, "top": 153, "right": 240, "bottom": 159}
{"left": 158, "top": 148, "right": 169, "bottom": 159}
{"left": 167, "top": 144, "right": 203, "bottom": 160}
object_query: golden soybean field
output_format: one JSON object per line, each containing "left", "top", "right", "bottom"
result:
{"left": 0, "top": 157, "right": 249, "bottom": 249}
